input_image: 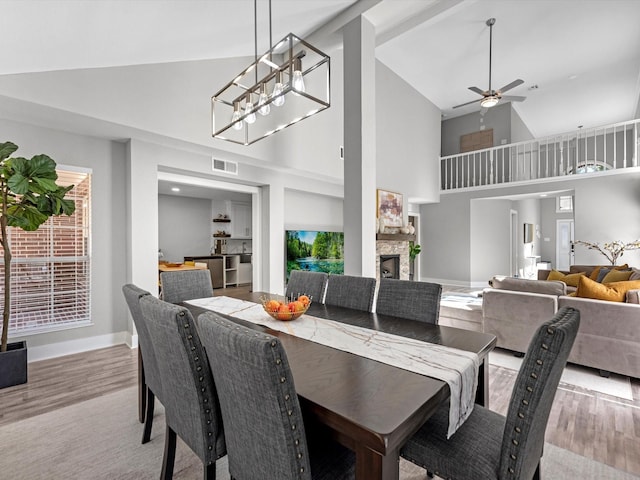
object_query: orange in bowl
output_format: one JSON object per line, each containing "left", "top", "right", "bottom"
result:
{"left": 261, "top": 295, "right": 311, "bottom": 321}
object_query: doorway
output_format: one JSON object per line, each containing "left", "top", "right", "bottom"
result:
{"left": 556, "top": 219, "right": 574, "bottom": 270}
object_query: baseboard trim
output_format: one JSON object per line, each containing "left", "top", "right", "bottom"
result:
{"left": 27, "top": 332, "right": 131, "bottom": 363}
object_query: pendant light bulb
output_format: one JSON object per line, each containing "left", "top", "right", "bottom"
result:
{"left": 231, "top": 101, "right": 243, "bottom": 130}
{"left": 244, "top": 93, "right": 256, "bottom": 124}
{"left": 272, "top": 70, "right": 285, "bottom": 107}
{"left": 292, "top": 57, "right": 305, "bottom": 94}
{"left": 258, "top": 83, "right": 270, "bottom": 116}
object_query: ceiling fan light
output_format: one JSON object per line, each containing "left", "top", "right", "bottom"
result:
{"left": 481, "top": 96, "right": 499, "bottom": 108}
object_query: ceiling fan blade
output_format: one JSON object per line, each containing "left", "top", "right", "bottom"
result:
{"left": 468, "top": 86, "right": 486, "bottom": 95}
{"left": 500, "top": 95, "right": 526, "bottom": 102}
{"left": 453, "top": 98, "right": 483, "bottom": 109}
{"left": 497, "top": 79, "right": 524, "bottom": 94}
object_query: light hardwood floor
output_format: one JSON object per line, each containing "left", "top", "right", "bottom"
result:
{"left": 1, "top": 285, "right": 639, "bottom": 477}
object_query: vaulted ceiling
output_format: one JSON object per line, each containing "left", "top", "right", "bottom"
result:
{"left": 2, "top": 0, "right": 639, "bottom": 139}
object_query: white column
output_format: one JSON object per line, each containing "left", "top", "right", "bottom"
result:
{"left": 343, "top": 15, "right": 377, "bottom": 277}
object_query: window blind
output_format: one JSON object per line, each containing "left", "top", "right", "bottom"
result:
{"left": 1, "top": 170, "right": 91, "bottom": 335}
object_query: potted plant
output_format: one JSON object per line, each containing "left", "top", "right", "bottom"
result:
{"left": 409, "top": 242, "right": 421, "bottom": 281}
{"left": 0, "top": 141, "right": 75, "bottom": 389}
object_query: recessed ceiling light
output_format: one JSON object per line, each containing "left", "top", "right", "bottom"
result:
{"left": 171, "top": 187, "right": 180, "bottom": 192}
{"left": 540, "top": 194, "right": 548, "bottom": 197}
{"left": 568, "top": 74, "right": 577, "bottom": 80}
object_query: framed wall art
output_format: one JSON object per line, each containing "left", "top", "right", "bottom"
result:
{"left": 376, "top": 189, "right": 403, "bottom": 227}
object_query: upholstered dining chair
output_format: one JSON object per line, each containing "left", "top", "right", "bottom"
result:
{"left": 122, "top": 284, "right": 162, "bottom": 444}
{"left": 324, "top": 274, "right": 376, "bottom": 311}
{"left": 400, "top": 306, "right": 580, "bottom": 480}
{"left": 139, "top": 296, "right": 226, "bottom": 480}
{"left": 198, "top": 311, "right": 355, "bottom": 480}
{"left": 375, "top": 278, "right": 442, "bottom": 324}
{"left": 285, "top": 270, "right": 328, "bottom": 303}
{"left": 160, "top": 269, "right": 213, "bottom": 304}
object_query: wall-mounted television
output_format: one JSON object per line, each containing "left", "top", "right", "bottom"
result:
{"left": 286, "top": 230, "right": 344, "bottom": 279}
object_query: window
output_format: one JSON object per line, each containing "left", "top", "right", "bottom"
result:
{"left": 556, "top": 195, "right": 573, "bottom": 213}
{"left": 0, "top": 169, "right": 91, "bottom": 335}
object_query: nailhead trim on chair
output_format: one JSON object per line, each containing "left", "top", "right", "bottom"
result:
{"left": 504, "top": 323, "right": 558, "bottom": 477}
{"left": 177, "top": 309, "right": 219, "bottom": 461}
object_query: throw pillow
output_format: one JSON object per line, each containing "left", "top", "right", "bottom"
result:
{"left": 590, "top": 264, "right": 629, "bottom": 281}
{"left": 601, "top": 269, "right": 633, "bottom": 283}
{"left": 547, "top": 269, "right": 586, "bottom": 287}
{"left": 576, "top": 276, "right": 640, "bottom": 302}
{"left": 630, "top": 268, "right": 640, "bottom": 281}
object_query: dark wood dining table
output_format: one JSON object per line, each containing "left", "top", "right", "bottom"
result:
{"left": 178, "top": 291, "right": 497, "bottom": 480}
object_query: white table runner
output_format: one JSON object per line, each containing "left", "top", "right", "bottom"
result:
{"left": 187, "top": 296, "right": 479, "bottom": 437}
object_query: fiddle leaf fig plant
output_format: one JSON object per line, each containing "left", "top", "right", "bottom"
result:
{"left": 0, "top": 141, "right": 76, "bottom": 352}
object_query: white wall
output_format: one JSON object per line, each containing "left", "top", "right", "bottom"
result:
{"left": 158, "top": 195, "right": 212, "bottom": 262}
{"left": 285, "top": 189, "right": 343, "bottom": 230}
{"left": 376, "top": 61, "right": 441, "bottom": 206}
{"left": 470, "top": 199, "right": 512, "bottom": 283}
{"left": 0, "top": 119, "right": 128, "bottom": 360}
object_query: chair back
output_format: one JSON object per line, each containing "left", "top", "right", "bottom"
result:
{"left": 139, "top": 296, "right": 225, "bottom": 463}
{"left": 122, "top": 284, "right": 163, "bottom": 400}
{"left": 160, "top": 269, "right": 213, "bottom": 303}
{"left": 498, "top": 306, "right": 580, "bottom": 480}
{"left": 285, "top": 270, "right": 328, "bottom": 303}
{"left": 324, "top": 275, "right": 376, "bottom": 311}
{"left": 375, "top": 278, "right": 442, "bottom": 324}
{"left": 198, "top": 312, "right": 313, "bottom": 480}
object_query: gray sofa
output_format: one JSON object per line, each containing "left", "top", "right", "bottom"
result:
{"left": 483, "top": 275, "right": 640, "bottom": 378}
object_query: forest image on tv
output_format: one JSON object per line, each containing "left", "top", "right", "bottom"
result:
{"left": 286, "top": 230, "right": 344, "bottom": 278}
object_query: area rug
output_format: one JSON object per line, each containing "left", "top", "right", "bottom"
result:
{"left": 490, "top": 348, "right": 634, "bottom": 400}
{"left": 0, "top": 387, "right": 637, "bottom": 479}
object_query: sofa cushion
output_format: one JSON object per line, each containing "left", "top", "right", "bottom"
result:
{"left": 627, "top": 289, "right": 640, "bottom": 304}
{"left": 601, "top": 269, "right": 633, "bottom": 283}
{"left": 547, "top": 269, "right": 586, "bottom": 287}
{"left": 584, "top": 264, "right": 629, "bottom": 281}
{"left": 491, "top": 276, "right": 566, "bottom": 295}
{"left": 575, "top": 276, "right": 640, "bottom": 302}
{"left": 628, "top": 268, "right": 640, "bottom": 281}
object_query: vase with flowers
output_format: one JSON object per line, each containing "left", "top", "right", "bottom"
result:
{"left": 572, "top": 240, "right": 640, "bottom": 266}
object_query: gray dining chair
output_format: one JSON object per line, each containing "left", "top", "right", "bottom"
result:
{"left": 198, "top": 311, "right": 356, "bottom": 480}
{"left": 139, "top": 295, "right": 226, "bottom": 480}
{"left": 375, "top": 278, "right": 442, "bottom": 324}
{"left": 324, "top": 274, "right": 376, "bottom": 311}
{"left": 160, "top": 269, "right": 213, "bottom": 304}
{"left": 122, "top": 284, "right": 163, "bottom": 443}
{"left": 401, "top": 306, "right": 580, "bottom": 480}
{"left": 285, "top": 270, "right": 328, "bottom": 303}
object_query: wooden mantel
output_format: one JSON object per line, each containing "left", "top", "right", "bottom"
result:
{"left": 376, "top": 233, "right": 416, "bottom": 242}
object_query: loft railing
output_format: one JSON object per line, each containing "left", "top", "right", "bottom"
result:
{"left": 440, "top": 118, "right": 640, "bottom": 191}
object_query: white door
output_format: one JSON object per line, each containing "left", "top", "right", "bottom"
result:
{"left": 556, "top": 219, "right": 574, "bottom": 270}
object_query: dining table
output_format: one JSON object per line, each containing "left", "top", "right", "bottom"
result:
{"left": 178, "top": 291, "right": 497, "bottom": 480}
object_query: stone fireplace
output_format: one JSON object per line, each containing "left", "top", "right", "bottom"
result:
{"left": 376, "top": 234, "right": 411, "bottom": 281}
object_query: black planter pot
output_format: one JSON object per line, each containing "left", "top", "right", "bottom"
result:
{"left": 0, "top": 341, "right": 28, "bottom": 389}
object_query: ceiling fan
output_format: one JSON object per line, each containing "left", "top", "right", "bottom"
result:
{"left": 453, "top": 18, "right": 526, "bottom": 109}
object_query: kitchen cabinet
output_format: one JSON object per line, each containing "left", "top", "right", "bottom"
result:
{"left": 184, "top": 254, "right": 239, "bottom": 288}
{"left": 238, "top": 260, "right": 252, "bottom": 285}
{"left": 231, "top": 202, "right": 251, "bottom": 238}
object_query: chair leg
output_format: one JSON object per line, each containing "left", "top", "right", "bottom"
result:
{"left": 161, "top": 425, "right": 177, "bottom": 480}
{"left": 138, "top": 350, "right": 146, "bottom": 423}
{"left": 142, "top": 388, "right": 155, "bottom": 444}
{"left": 532, "top": 461, "right": 541, "bottom": 480}
{"left": 204, "top": 463, "right": 216, "bottom": 480}
{"left": 427, "top": 472, "right": 434, "bottom": 478}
